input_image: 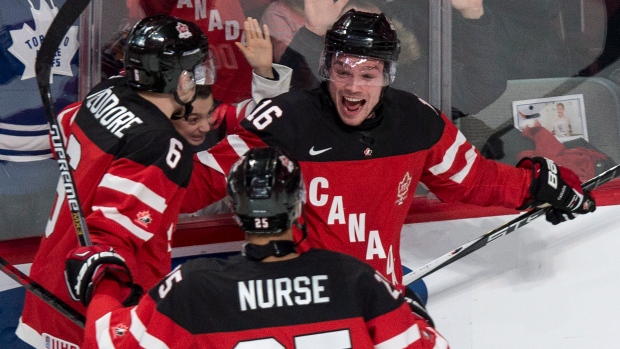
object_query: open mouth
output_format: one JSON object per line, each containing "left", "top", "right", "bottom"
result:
{"left": 342, "top": 96, "right": 365, "bottom": 113}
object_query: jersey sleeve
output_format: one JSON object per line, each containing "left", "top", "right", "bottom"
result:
{"left": 360, "top": 269, "right": 450, "bottom": 349}
{"left": 420, "top": 109, "right": 532, "bottom": 209}
{"left": 87, "top": 127, "right": 193, "bottom": 272}
{"left": 86, "top": 264, "right": 199, "bottom": 349}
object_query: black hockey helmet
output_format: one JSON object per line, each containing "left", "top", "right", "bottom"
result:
{"left": 227, "top": 147, "right": 305, "bottom": 234}
{"left": 124, "top": 15, "right": 215, "bottom": 94}
{"left": 319, "top": 9, "right": 401, "bottom": 85}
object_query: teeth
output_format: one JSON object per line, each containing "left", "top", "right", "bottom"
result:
{"left": 344, "top": 97, "right": 363, "bottom": 102}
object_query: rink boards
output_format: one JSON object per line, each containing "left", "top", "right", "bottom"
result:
{"left": 2, "top": 200, "right": 620, "bottom": 349}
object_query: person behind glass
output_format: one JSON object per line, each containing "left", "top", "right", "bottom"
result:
{"left": 15, "top": 15, "right": 224, "bottom": 349}
{"left": 79, "top": 146, "right": 449, "bottom": 349}
{"left": 272, "top": 0, "right": 508, "bottom": 116}
{"left": 188, "top": 10, "right": 596, "bottom": 305}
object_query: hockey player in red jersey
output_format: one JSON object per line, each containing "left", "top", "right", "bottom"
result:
{"left": 16, "top": 14, "right": 291, "bottom": 349}
{"left": 77, "top": 146, "right": 449, "bottom": 349}
{"left": 188, "top": 10, "right": 596, "bottom": 293}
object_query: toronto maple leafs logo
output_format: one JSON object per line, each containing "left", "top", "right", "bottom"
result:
{"left": 8, "top": 0, "right": 79, "bottom": 81}
{"left": 395, "top": 172, "right": 412, "bottom": 205}
{"left": 176, "top": 22, "right": 192, "bottom": 39}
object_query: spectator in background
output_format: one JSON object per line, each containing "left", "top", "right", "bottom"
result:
{"left": 271, "top": 0, "right": 507, "bottom": 116}
{"left": 78, "top": 146, "right": 449, "bottom": 349}
{"left": 260, "top": 0, "right": 305, "bottom": 62}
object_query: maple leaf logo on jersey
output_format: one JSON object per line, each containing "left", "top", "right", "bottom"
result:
{"left": 176, "top": 22, "right": 193, "bottom": 39}
{"left": 113, "top": 324, "right": 129, "bottom": 338}
{"left": 395, "top": 172, "right": 412, "bottom": 205}
{"left": 135, "top": 211, "right": 152, "bottom": 228}
{"left": 8, "top": 0, "right": 79, "bottom": 80}
{"left": 279, "top": 154, "right": 294, "bottom": 173}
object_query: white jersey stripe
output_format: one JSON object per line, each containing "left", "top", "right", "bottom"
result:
{"left": 99, "top": 174, "right": 167, "bottom": 213}
{"left": 450, "top": 145, "right": 478, "bottom": 184}
{"left": 227, "top": 134, "right": 251, "bottom": 157}
{"left": 130, "top": 307, "right": 170, "bottom": 349}
{"left": 374, "top": 323, "right": 421, "bottom": 349}
{"left": 428, "top": 131, "right": 467, "bottom": 175}
{"left": 196, "top": 150, "right": 224, "bottom": 174}
{"left": 95, "top": 312, "right": 115, "bottom": 349}
{"left": 92, "top": 206, "right": 154, "bottom": 241}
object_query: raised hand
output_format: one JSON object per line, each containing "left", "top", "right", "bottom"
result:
{"left": 304, "top": 0, "right": 350, "bottom": 36}
{"left": 451, "top": 0, "right": 485, "bottom": 19}
{"left": 235, "top": 17, "right": 274, "bottom": 79}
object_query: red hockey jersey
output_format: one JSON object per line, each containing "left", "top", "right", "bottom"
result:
{"left": 85, "top": 249, "right": 449, "bottom": 349}
{"left": 189, "top": 85, "right": 533, "bottom": 286}
{"left": 16, "top": 77, "right": 201, "bottom": 349}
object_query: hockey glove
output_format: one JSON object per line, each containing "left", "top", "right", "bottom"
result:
{"left": 517, "top": 157, "right": 596, "bottom": 225}
{"left": 65, "top": 245, "right": 138, "bottom": 307}
{"left": 404, "top": 287, "right": 435, "bottom": 328}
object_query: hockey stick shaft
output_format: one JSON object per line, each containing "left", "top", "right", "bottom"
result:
{"left": 403, "top": 163, "right": 620, "bottom": 286}
{"left": 36, "top": 0, "right": 92, "bottom": 247}
{"left": 0, "top": 256, "right": 85, "bottom": 328}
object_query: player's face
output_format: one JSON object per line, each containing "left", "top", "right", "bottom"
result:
{"left": 172, "top": 95, "right": 215, "bottom": 146}
{"left": 557, "top": 104, "right": 565, "bottom": 117}
{"left": 327, "top": 55, "right": 385, "bottom": 127}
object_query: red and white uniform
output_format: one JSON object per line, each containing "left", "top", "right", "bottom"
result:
{"left": 138, "top": 0, "right": 254, "bottom": 104}
{"left": 16, "top": 65, "right": 291, "bottom": 349}
{"left": 189, "top": 85, "right": 533, "bottom": 287}
{"left": 85, "top": 249, "right": 449, "bottom": 349}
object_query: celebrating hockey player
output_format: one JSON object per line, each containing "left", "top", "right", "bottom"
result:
{"left": 17, "top": 15, "right": 291, "bottom": 349}
{"left": 78, "top": 146, "right": 449, "bottom": 349}
{"left": 188, "top": 10, "right": 596, "bottom": 297}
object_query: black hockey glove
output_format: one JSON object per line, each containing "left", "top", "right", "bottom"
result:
{"left": 404, "top": 287, "right": 435, "bottom": 328}
{"left": 517, "top": 157, "right": 596, "bottom": 225}
{"left": 65, "top": 245, "right": 139, "bottom": 307}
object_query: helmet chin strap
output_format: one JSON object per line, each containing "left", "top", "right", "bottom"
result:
{"left": 242, "top": 240, "right": 297, "bottom": 261}
{"left": 171, "top": 90, "right": 197, "bottom": 120}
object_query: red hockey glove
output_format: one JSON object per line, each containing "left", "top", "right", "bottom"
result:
{"left": 517, "top": 157, "right": 596, "bottom": 225}
{"left": 404, "top": 287, "right": 435, "bottom": 328}
{"left": 65, "top": 245, "right": 139, "bottom": 307}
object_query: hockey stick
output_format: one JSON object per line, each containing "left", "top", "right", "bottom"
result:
{"left": 1, "top": 255, "right": 85, "bottom": 328}
{"left": 35, "top": 0, "right": 92, "bottom": 247}
{"left": 403, "top": 162, "right": 620, "bottom": 286}
{"left": 0, "top": 0, "right": 95, "bottom": 330}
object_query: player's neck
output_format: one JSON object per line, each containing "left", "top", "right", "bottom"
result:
{"left": 138, "top": 91, "right": 179, "bottom": 118}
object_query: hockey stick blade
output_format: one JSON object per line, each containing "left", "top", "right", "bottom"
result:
{"left": 403, "top": 162, "right": 620, "bottom": 286}
{"left": 36, "top": 0, "right": 92, "bottom": 247}
{"left": 1, "top": 256, "right": 84, "bottom": 328}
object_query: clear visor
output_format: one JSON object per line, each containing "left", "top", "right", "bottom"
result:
{"left": 191, "top": 50, "right": 217, "bottom": 86}
{"left": 319, "top": 51, "right": 396, "bottom": 87}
